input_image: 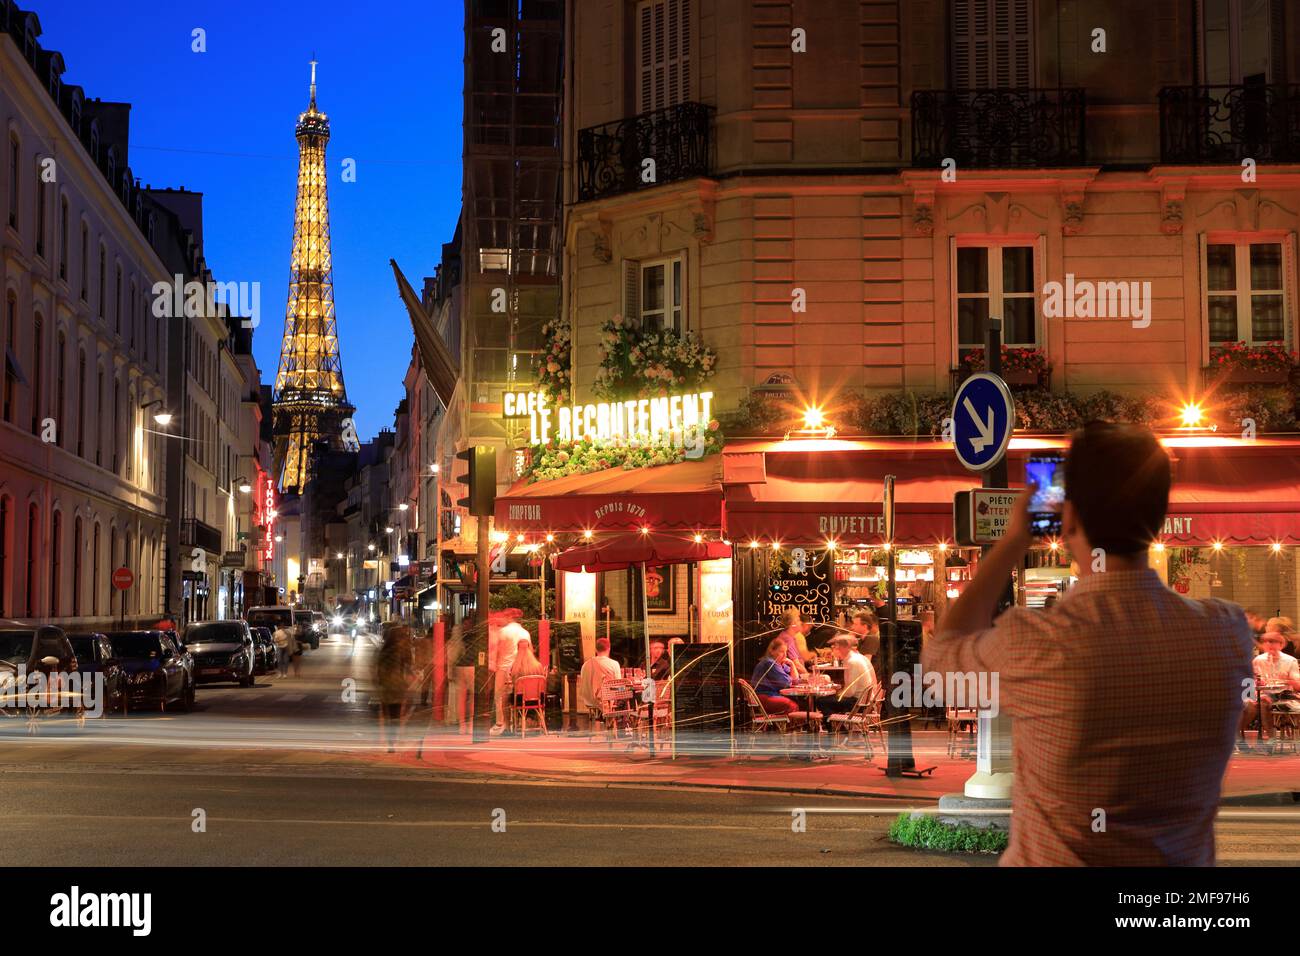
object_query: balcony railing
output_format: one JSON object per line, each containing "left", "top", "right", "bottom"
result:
{"left": 180, "top": 518, "right": 222, "bottom": 555}
{"left": 1159, "top": 84, "right": 1300, "bottom": 164}
{"left": 577, "top": 101, "right": 713, "bottom": 202}
{"left": 911, "top": 88, "right": 1087, "bottom": 167}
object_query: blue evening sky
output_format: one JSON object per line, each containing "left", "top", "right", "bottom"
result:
{"left": 38, "top": 0, "right": 465, "bottom": 437}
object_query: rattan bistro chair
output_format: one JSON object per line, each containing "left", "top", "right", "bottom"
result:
{"left": 597, "top": 677, "right": 638, "bottom": 745}
{"left": 511, "top": 674, "right": 549, "bottom": 738}
{"left": 828, "top": 683, "right": 885, "bottom": 758}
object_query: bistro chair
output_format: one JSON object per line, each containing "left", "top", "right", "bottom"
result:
{"left": 597, "top": 677, "right": 638, "bottom": 745}
{"left": 737, "top": 679, "right": 792, "bottom": 756}
{"left": 511, "top": 674, "right": 548, "bottom": 738}
{"left": 635, "top": 678, "right": 673, "bottom": 741}
{"left": 828, "top": 684, "right": 885, "bottom": 759}
{"left": 1270, "top": 707, "right": 1298, "bottom": 755}
{"left": 946, "top": 705, "right": 979, "bottom": 759}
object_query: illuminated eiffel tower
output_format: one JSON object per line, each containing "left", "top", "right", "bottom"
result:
{"left": 272, "top": 60, "right": 356, "bottom": 494}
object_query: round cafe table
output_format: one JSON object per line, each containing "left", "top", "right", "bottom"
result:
{"left": 780, "top": 684, "right": 839, "bottom": 755}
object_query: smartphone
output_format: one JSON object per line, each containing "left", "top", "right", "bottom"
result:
{"left": 1024, "top": 453, "right": 1066, "bottom": 537}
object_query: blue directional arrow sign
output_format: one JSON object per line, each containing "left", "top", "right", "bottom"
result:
{"left": 951, "top": 373, "right": 1015, "bottom": 472}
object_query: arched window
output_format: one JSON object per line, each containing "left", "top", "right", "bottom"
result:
{"left": 95, "top": 366, "right": 103, "bottom": 466}
{"left": 111, "top": 376, "right": 120, "bottom": 473}
{"left": 105, "top": 147, "right": 116, "bottom": 189}
{"left": 0, "top": 495, "right": 9, "bottom": 617}
{"left": 55, "top": 330, "right": 65, "bottom": 448}
{"left": 91, "top": 521, "right": 100, "bottom": 616}
{"left": 88, "top": 122, "right": 99, "bottom": 165}
{"left": 124, "top": 531, "right": 134, "bottom": 614}
{"left": 34, "top": 159, "right": 46, "bottom": 258}
{"left": 58, "top": 195, "right": 68, "bottom": 280}
{"left": 129, "top": 280, "right": 137, "bottom": 351}
{"left": 26, "top": 504, "right": 38, "bottom": 617}
{"left": 49, "top": 509, "right": 61, "bottom": 618}
{"left": 76, "top": 348, "right": 86, "bottom": 457}
{"left": 71, "top": 514, "right": 82, "bottom": 617}
{"left": 30, "top": 313, "right": 42, "bottom": 435}
{"left": 114, "top": 263, "right": 122, "bottom": 334}
{"left": 3, "top": 291, "right": 16, "bottom": 423}
{"left": 79, "top": 222, "right": 88, "bottom": 300}
{"left": 97, "top": 243, "right": 106, "bottom": 319}
{"left": 8, "top": 133, "right": 19, "bottom": 231}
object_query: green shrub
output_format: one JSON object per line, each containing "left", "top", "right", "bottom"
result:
{"left": 888, "top": 812, "right": 1008, "bottom": 854}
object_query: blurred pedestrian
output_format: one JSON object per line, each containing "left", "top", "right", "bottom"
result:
{"left": 490, "top": 614, "right": 531, "bottom": 736}
{"left": 272, "top": 624, "right": 294, "bottom": 678}
{"left": 375, "top": 623, "right": 413, "bottom": 753}
{"left": 923, "top": 421, "right": 1252, "bottom": 866}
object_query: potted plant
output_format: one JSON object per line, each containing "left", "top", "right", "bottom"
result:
{"left": 960, "top": 345, "right": 1050, "bottom": 386}
{"left": 1208, "top": 341, "right": 1297, "bottom": 385}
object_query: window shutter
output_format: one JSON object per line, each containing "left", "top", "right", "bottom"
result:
{"left": 1270, "top": 0, "right": 1286, "bottom": 83}
{"left": 636, "top": 0, "right": 690, "bottom": 112}
{"left": 993, "top": 0, "right": 1033, "bottom": 88}
{"left": 622, "top": 260, "right": 640, "bottom": 326}
{"left": 954, "top": 0, "right": 1031, "bottom": 89}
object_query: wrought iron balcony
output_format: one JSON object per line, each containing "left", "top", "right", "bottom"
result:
{"left": 911, "top": 88, "right": 1087, "bottom": 167}
{"left": 1159, "top": 84, "right": 1300, "bottom": 164}
{"left": 180, "top": 518, "right": 222, "bottom": 555}
{"left": 577, "top": 101, "right": 713, "bottom": 202}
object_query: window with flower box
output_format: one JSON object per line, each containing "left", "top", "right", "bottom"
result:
{"left": 623, "top": 255, "right": 684, "bottom": 335}
{"left": 1203, "top": 238, "right": 1291, "bottom": 347}
{"left": 954, "top": 243, "right": 1037, "bottom": 361}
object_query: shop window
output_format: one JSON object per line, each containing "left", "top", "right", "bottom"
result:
{"left": 1203, "top": 239, "right": 1290, "bottom": 345}
{"left": 623, "top": 255, "right": 684, "bottom": 334}
{"left": 954, "top": 243, "right": 1036, "bottom": 359}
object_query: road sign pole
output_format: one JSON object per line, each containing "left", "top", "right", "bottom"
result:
{"left": 967, "top": 317, "right": 1015, "bottom": 801}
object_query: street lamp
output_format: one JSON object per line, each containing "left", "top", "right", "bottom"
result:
{"left": 141, "top": 399, "right": 172, "bottom": 426}
{"left": 234, "top": 476, "right": 252, "bottom": 494}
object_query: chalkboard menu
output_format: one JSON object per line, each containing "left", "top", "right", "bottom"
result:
{"left": 670, "top": 642, "right": 732, "bottom": 736}
{"left": 552, "top": 622, "right": 584, "bottom": 675}
{"left": 762, "top": 548, "right": 832, "bottom": 629}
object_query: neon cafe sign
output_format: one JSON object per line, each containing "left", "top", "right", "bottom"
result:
{"left": 503, "top": 390, "right": 715, "bottom": 446}
{"left": 261, "top": 478, "right": 276, "bottom": 562}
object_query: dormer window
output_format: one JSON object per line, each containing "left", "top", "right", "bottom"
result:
{"left": 70, "top": 99, "right": 80, "bottom": 135}
{"left": 146, "top": 213, "right": 155, "bottom": 245}
{"left": 106, "top": 147, "right": 116, "bottom": 187}
{"left": 88, "top": 123, "right": 99, "bottom": 164}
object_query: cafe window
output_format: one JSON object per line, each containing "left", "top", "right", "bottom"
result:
{"left": 954, "top": 243, "right": 1037, "bottom": 358}
{"left": 1203, "top": 238, "right": 1291, "bottom": 345}
{"left": 623, "top": 255, "right": 684, "bottom": 335}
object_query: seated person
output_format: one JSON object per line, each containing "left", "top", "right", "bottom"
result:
{"left": 1240, "top": 630, "right": 1300, "bottom": 750}
{"left": 577, "top": 637, "right": 622, "bottom": 713}
{"left": 648, "top": 640, "right": 670, "bottom": 682}
{"left": 849, "top": 610, "right": 880, "bottom": 661}
{"left": 816, "top": 636, "right": 878, "bottom": 728}
{"left": 779, "top": 609, "right": 812, "bottom": 676}
{"left": 509, "top": 639, "right": 546, "bottom": 706}
{"left": 750, "top": 637, "right": 798, "bottom": 716}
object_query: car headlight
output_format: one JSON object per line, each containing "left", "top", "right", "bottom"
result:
{"left": 332, "top": 616, "right": 343, "bottom": 627}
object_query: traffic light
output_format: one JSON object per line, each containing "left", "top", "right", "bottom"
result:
{"left": 455, "top": 445, "right": 496, "bottom": 517}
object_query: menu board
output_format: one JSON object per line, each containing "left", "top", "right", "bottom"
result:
{"left": 552, "top": 622, "right": 584, "bottom": 675}
{"left": 670, "top": 643, "right": 732, "bottom": 736}
{"left": 762, "top": 548, "right": 832, "bottom": 629}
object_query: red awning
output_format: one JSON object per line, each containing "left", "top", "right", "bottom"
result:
{"left": 494, "top": 455, "right": 723, "bottom": 534}
{"left": 553, "top": 532, "right": 732, "bottom": 573}
{"left": 722, "top": 435, "right": 1300, "bottom": 548}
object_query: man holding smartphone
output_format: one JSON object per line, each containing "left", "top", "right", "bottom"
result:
{"left": 923, "top": 421, "right": 1253, "bottom": 866}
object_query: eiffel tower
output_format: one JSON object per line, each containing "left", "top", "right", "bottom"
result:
{"left": 272, "top": 60, "right": 356, "bottom": 494}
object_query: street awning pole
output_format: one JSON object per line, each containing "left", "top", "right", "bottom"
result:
{"left": 642, "top": 561, "right": 655, "bottom": 756}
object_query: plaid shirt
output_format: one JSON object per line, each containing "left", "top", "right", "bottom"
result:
{"left": 923, "top": 569, "right": 1253, "bottom": 867}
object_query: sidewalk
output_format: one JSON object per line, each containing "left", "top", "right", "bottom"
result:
{"left": 364, "top": 721, "right": 1300, "bottom": 805}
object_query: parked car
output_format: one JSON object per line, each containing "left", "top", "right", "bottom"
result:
{"left": 65, "top": 631, "right": 128, "bottom": 716}
{"left": 293, "top": 610, "right": 319, "bottom": 650}
{"left": 250, "top": 626, "right": 277, "bottom": 675}
{"left": 185, "top": 620, "right": 256, "bottom": 687}
{"left": 0, "top": 623, "right": 81, "bottom": 716}
{"left": 106, "top": 630, "right": 195, "bottom": 712}
{"left": 245, "top": 606, "right": 294, "bottom": 638}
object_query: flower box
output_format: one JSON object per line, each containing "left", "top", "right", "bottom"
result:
{"left": 1214, "top": 366, "right": 1291, "bottom": 385}
{"left": 1000, "top": 368, "right": 1043, "bottom": 386}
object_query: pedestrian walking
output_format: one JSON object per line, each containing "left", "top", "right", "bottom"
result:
{"left": 923, "top": 421, "right": 1252, "bottom": 866}
{"left": 271, "top": 625, "right": 294, "bottom": 678}
{"left": 375, "top": 622, "right": 413, "bottom": 753}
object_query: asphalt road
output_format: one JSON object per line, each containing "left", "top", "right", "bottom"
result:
{"left": 0, "top": 631, "right": 1294, "bottom": 866}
